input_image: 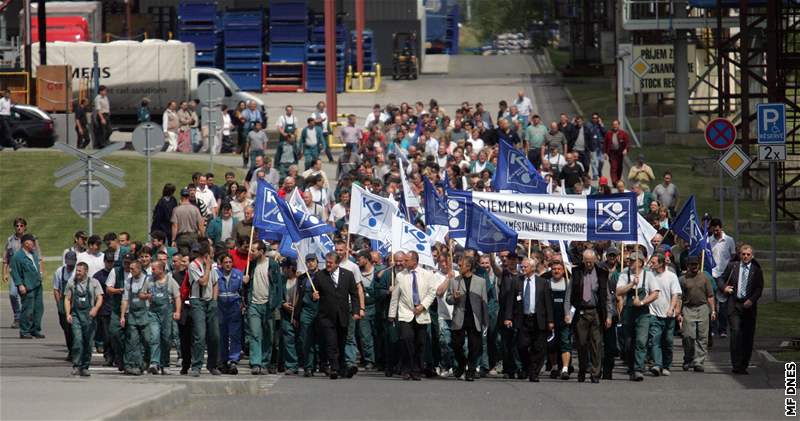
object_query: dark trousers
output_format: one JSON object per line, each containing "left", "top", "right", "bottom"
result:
{"left": 76, "top": 126, "right": 90, "bottom": 149}
{"left": 609, "top": 153, "right": 624, "bottom": 185}
{"left": 1, "top": 115, "right": 13, "bottom": 147}
{"left": 179, "top": 306, "right": 193, "bottom": 372}
{"left": 517, "top": 315, "right": 546, "bottom": 378}
{"left": 452, "top": 326, "right": 482, "bottom": 374}
{"left": 96, "top": 314, "right": 111, "bottom": 360}
{"left": 575, "top": 308, "right": 602, "bottom": 377}
{"left": 318, "top": 317, "right": 347, "bottom": 374}
{"left": 57, "top": 311, "right": 74, "bottom": 357}
{"left": 729, "top": 300, "right": 757, "bottom": 371}
{"left": 398, "top": 319, "right": 426, "bottom": 376}
{"left": 93, "top": 113, "right": 110, "bottom": 149}
{"left": 501, "top": 324, "right": 520, "bottom": 375}
{"left": 602, "top": 316, "right": 619, "bottom": 378}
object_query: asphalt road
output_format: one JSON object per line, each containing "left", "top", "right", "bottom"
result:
{"left": 160, "top": 360, "right": 785, "bottom": 421}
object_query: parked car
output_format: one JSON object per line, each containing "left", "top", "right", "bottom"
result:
{"left": 9, "top": 105, "right": 55, "bottom": 148}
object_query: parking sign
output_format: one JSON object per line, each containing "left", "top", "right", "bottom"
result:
{"left": 756, "top": 103, "right": 786, "bottom": 144}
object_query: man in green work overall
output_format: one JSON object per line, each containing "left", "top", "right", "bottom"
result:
{"left": 120, "top": 260, "right": 152, "bottom": 376}
{"left": 64, "top": 262, "right": 104, "bottom": 377}
{"left": 147, "top": 261, "right": 181, "bottom": 375}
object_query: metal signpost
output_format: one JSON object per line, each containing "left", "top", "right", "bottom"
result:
{"left": 132, "top": 122, "right": 165, "bottom": 236}
{"left": 53, "top": 142, "right": 126, "bottom": 235}
{"left": 757, "top": 103, "right": 786, "bottom": 302}
{"left": 201, "top": 107, "right": 224, "bottom": 172}
{"left": 705, "top": 117, "right": 737, "bottom": 224}
{"left": 629, "top": 56, "right": 650, "bottom": 145}
{"left": 198, "top": 79, "right": 225, "bottom": 172}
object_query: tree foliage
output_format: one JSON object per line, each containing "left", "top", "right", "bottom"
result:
{"left": 471, "top": 0, "right": 544, "bottom": 42}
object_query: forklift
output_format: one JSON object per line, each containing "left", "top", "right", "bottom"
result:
{"left": 392, "top": 32, "right": 418, "bottom": 80}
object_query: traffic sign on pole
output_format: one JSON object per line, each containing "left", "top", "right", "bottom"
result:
{"left": 756, "top": 103, "right": 786, "bottom": 145}
{"left": 53, "top": 143, "right": 126, "bottom": 235}
{"left": 70, "top": 181, "right": 110, "bottom": 219}
{"left": 705, "top": 118, "right": 737, "bottom": 151}
{"left": 198, "top": 79, "right": 225, "bottom": 106}
{"left": 132, "top": 122, "right": 165, "bottom": 237}
{"left": 717, "top": 145, "right": 752, "bottom": 178}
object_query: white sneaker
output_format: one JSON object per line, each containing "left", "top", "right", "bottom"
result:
{"left": 661, "top": 369, "right": 671, "bottom": 376}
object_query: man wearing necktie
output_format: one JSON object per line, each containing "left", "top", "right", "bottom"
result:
{"left": 388, "top": 251, "right": 436, "bottom": 380}
{"left": 312, "top": 252, "right": 360, "bottom": 379}
{"left": 504, "top": 257, "right": 554, "bottom": 382}
{"left": 720, "top": 245, "right": 764, "bottom": 375}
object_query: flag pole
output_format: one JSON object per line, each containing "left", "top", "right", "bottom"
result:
{"left": 390, "top": 253, "right": 395, "bottom": 288}
{"left": 245, "top": 224, "right": 255, "bottom": 277}
{"left": 528, "top": 240, "right": 532, "bottom": 258}
{"left": 700, "top": 247, "right": 705, "bottom": 274}
{"left": 305, "top": 271, "right": 317, "bottom": 293}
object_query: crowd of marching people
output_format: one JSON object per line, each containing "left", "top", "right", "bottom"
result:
{"left": 5, "top": 92, "right": 764, "bottom": 382}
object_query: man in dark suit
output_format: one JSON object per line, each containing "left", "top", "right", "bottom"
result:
{"left": 504, "top": 257, "right": 554, "bottom": 382}
{"left": 312, "top": 252, "right": 360, "bottom": 379}
{"left": 719, "top": 244, "right": 764, "bottom": 375}
{"left": 570, "top": 249, "right": 611, "bottom": 383}
{"left": 498, "top": 252, "right": 523, "bottom": 379}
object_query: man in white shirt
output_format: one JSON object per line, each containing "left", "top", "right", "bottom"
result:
{"left": 93, "top": 85, "right": 111, "bottom": 149}
{"left": 388, "top": 251, "right": 436, "bottom": 380}
{"left": 513, "top": 90, "right": 533, "bottom": 127}
{"left": 647, "top": 253, "right": 682, "bottom": 377}
{"left": 0, "top": 89, "right": 14, "bottom": 150}
{"left": 364, "top": 104, "right": 389, "bottom": 129}
{"left": 196, "top": 175, "right": 219, "bottom": 217}
{"left": 708, "top": 218, "right": 735, "bottom": 337}
{"left": 77, "top": 235, "right": 105, "bottom": 279}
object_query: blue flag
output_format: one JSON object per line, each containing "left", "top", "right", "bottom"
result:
{"left": 465, "top": 201, "right": 518, "bottom": 252}
{"left": 493, "top": 139, "right": 547, "bottom": 194}
{"left": 444, "top": 188, "right": 471, "bottom": 239}
{"left": 423, "top": 176, "right": 449, "bottom": 226}
{"left": 370, "top": 239, "right": 391, "bottom": 258}
{"left": 688, "top": 220, "right": 716, "bottom": 271}
{"left": 279, "top": 235, "right": 299, "bottom": 260}
{"left": 259, "top": 228, "right": 282, "bottom": 242}
{"left": 672, "top": 196, "right": 704, "bottom": 245}
{"left": 253, "top": 179, "right": 302, "bottom": 241}
{"left": 290, "top": 208, "right": 335, "bottom": 239}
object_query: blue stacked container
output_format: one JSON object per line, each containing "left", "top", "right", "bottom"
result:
{"left": 305, "top": 16, "right": 347, "bottom": 92}
{"left": 349, "top": 29, "right": 375, "bottom": 72}
{"left": 177, "top": 1, "right": 221, "bottom": 67}
{"left": 223, "top": 10, "right": 263, "bottom": 91}
{"left": 425, "top": 2, "right": 460, "bottom": 54}
{"left": 268, "top": 0, "right": 308, "bottom": 63}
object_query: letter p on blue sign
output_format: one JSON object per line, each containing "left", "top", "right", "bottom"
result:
{"left": 756, "top": 103, "right": 786, "bottom": 145}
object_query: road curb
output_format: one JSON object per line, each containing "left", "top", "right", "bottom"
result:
{"left": 753, "top": 349, "right": 788, "bottom": 389}
{"left": 102, "top": 377, "right": 261, "bottom": 421}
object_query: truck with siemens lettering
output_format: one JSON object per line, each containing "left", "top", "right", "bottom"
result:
{"left": 29, "top": 39, "right": 265, "bottom": 128}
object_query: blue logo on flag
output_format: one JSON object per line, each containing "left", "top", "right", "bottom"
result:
{"left": 402, "top": 224, "right": 427, "bottom": 252}
{"left": 446, "top": 196, "right": 467, "bottom": 232}
{"left": 360, "top": 196, "right": 386, "bottom": 229}
{"left": 593, "top": 199, "right": 631, "bottom": 234}
{"left": 587, "top": 194, "right": 636, "bottom": 241}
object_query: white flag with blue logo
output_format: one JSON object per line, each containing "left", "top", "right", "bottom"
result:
{"left": 350, "top": 184, "right": 399, "bottom": 242}
{"left": 391, "top": 215, "right": 435, "bottom": 268}
{"left": 398, "top": 157, "right": 421, "bottom": 208}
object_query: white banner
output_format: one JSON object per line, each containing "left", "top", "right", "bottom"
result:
{"left": 448, "top": 190, "right": 638, "bottom": 242}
